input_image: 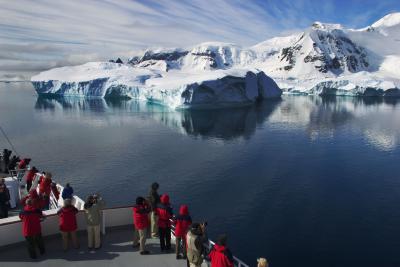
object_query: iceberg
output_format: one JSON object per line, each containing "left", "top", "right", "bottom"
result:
{"left": 31, "top": 62, "right": 282, "bottom": 109}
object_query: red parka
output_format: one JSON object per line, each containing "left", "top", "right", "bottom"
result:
{"left": 25, "top": 169, "right": 36, "bottom": 183}
{"left": 18, "top": 159, "right": 27, "bottom": 169}
{"left": 155, "top": 194, "right": 173, "bottom": 228}
{"left": 39, "top": 176, "right": 52, "bottom": 196}
{"left": 58, "top": 206, "right": 79, "bottom": 232}
{"left": 174, "top": 205, "right": 192, "bottom": 238}
{"left": 19, "top": 205, "right": 43, "bottom": 237}
{"left": 208, "top": 244, "right": 234, "bottom": 267}
{"left": 133, "top": 204, "right": 150, "bottom": 230}
{"left": 21, "top": 190, "right": 43, "bottom": 209}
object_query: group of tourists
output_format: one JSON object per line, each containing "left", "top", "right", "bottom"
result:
{"left": 1, "top": 150, "right": 270, "bottom": 266}
{"left": 134, "top": 182, "right": 238, "bottom": 267}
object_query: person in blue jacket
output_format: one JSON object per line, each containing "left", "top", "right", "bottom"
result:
{"left": 62, "top": 183, "right": 74, "bottom": 200}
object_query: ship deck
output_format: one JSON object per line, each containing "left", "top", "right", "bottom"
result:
{"left": 0, "top": 226, "right": 190, "bottom": 267}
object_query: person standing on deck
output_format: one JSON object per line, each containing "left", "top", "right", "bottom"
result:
{"left": 62, "top": 183, "right": 74, "bottom": 200}
{"left": 208, "top": 234, "right": 234, "bottom": 267}
{"left": 84, "top": 193, "right": 105, "bottom": 250}
{"left": 51, "top": 182, "right": 60, "bottom": 200}
{"left": 155, "top": 194, "right": 173, "bottom": 252}
{"left": 19, "top": 198, "right": 45, "bottom": 259}
{"left": 39, "top": 172, "right": 52, "bottom": 196}
{"left": 0, "top": 181, "right": 10, "bottom": 218}
{"left": 133, "top": 196, "right": 151, "bottom": 255}
{"left": 57, "top": 198, "right": 79, "bottom": 251}
{"left": 148, "top": 182, "right": 160, "bottom": 238}
{"left": 25, "top": 167, "right": 38, "bottom": 192}
{"left": 186, "top": 222, "right": 208, "bottom": 267}
{"left": 174, "top": 205, "right": 192, "bottom": 259}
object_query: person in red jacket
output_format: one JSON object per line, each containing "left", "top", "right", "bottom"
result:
{"left": 208, "top": 234, "right": 234, "bottom": 267}
{"left": 57, "top": 198, "right": 79, "bottom": 251}
{"left": 132, "top": 196, "right": 151, "bottom": 255}
{"left": 21, "top": 189, "right": 41, "bottom": 209}
{"left": 18, "top": 158, "right": 31, "bottom": 169}
{"left": 174, "top": 205, "right": 192, "bottom": 259}
{"left": 39, "top": 172, "right": 52, "bottom": 196}
{"left": 51, "top": 182, "right": 60, "bottom": 200}
{"left": 24, "top": 167, "right": 38, "bottom": 192}
{"left": 19, "top": 198, "right": 45, "bottom": 259}
{"left": 155, "top": 194, "right": 173, "bottom": 252}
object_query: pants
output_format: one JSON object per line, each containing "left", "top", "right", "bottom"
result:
{"left": 189, "top": 262, "right": 201, "bottom": 267}
{"left": 25, "top": 234, "right": 45, "bottom": 259}
{"left": 26, "top": 181, "right": 32, "bottom": 192}
{"left": 150, "top": 211, "right": 158, "bottom": 237}
{"left": 159, "top": 227, "right": 171, "bottom": 251}
{"left": 176, "top": 236, "right": 187, "bottom": 256}
{"left": 133, "top": 228, "right": 147, "bottom": 252}
{"left": 0, "top": 205, "right": 8, "bottom": 218}
{"left": 61, "top": 231, "right": 79, "bottom": 250}
{"left": 87, "top": 225, "right": 101, "bottom": 249}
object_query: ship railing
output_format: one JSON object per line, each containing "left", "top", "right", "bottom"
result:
{"left": 9, "top": 168, "right": 28, "bottom": 181}
{"left": 1, "top": 205, "right": 248, "bottom": 267}
{"left": 168, "top": 218, "right": 249, "bottom": 267}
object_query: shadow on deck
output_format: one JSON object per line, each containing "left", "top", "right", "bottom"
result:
{"left": 0, "top": 226, "right": 188, "bottom": 267}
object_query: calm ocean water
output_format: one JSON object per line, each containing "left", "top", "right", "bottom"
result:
{"left": 1, "top": 82, "right": 400, "bottom": 267}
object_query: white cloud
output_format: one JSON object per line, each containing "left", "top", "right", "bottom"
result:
{"left": 0, "top": 0, "right": 395, "bottom": 80}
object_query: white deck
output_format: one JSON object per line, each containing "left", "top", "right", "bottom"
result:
{"left": 0, "top": 226, "right": 189, "bottom": 267}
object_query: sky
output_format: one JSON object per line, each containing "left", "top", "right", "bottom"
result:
{"left": 0, "top": 0, "right": 399, "bottom": 80}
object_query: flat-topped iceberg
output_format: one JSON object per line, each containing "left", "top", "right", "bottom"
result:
{"left": 31, "top": 62, "right": 282, "bottom": 109}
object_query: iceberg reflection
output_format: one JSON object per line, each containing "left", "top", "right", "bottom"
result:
{"left": 34, "top": 95, "right": 400, "bottom": 150}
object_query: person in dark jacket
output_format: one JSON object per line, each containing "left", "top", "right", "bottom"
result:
{"left": 19, "top": 198, "right": 45, "bottom": 259}
{"left": 148, "top": 182, "right": 160, "bottom": 238}
{"left": 1, "top": 149, "right": 11, "bottom": 172}
{"left": 133, "top": 196, "right": 151, "bottom": 255}
{"left": 25, "top": 167, "right": 38, "bottom": 192}
{"left": 208, "top": 234, "right": 234, "bottom": 267}
{"left": 186, "top": 222, "right": 208, "bottom": 267}
{"left": 8, "top": 155, "right": 20, "bottom": 171}
{"left": 155, "top": 194, "right": 173, "bottom": 252}
{"left": 0, "top": 182, "right": 10, "bottom": 218}
{"left": 174, "top": 205, "right": 192, "bottom": 259}
{"left": 62, "top": 183, "right": 73, "bottom": 200}
{"left": 57, "top": 198, "right": 79, "bottom": 250}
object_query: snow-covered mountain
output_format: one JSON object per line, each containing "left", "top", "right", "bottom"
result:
{"left": 32, "top": 13, "right": 400, "bottom": 108}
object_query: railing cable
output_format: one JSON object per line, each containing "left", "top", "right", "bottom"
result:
{"left": 0, "top": 125, "right": 20, "bottom": 157}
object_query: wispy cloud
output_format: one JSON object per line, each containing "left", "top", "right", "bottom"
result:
{"left": 0, "top": 0, "right": 399, "bottom": 80}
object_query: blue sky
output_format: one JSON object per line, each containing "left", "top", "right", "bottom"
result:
{"left": 0, "top": 0, "right": 399, "bottom": 80}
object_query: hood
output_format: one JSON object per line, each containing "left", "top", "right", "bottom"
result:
{"left": 160, "top": 194, "right": 170, "bottom": 205}
{"left": 179, "top": 205, "right": 189, "bottom": 215}
{"left": 213, "top": 244, "right": 227, "bottom": 252}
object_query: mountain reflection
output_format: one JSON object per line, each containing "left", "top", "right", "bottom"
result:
{"left": 34, "top": 96, "right": 400, "bottom": 149}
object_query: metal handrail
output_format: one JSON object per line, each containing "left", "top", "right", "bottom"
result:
{"left": 169, "top": 218, "right": 249, "bottom": 267}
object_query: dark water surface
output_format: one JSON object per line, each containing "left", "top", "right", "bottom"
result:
{"left": 1, "top": 82, "right": 400, "bottom": 267}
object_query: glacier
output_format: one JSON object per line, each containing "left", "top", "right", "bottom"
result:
{"left": 31, "top": 13, "right": 400, "bottom": 107}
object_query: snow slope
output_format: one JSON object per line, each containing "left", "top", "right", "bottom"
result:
{"left": 255, "top": 13, "right": 400, "bottom": 96}
{"left": 32, "top": 13, "right": 400, "bottom": 106}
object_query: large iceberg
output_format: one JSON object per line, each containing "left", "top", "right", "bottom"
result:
{"left": 31, "top": 13, "right": 400, "bottom": 105}
{"left": 31, "top": 61, "right": 282, "bottom": 109}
